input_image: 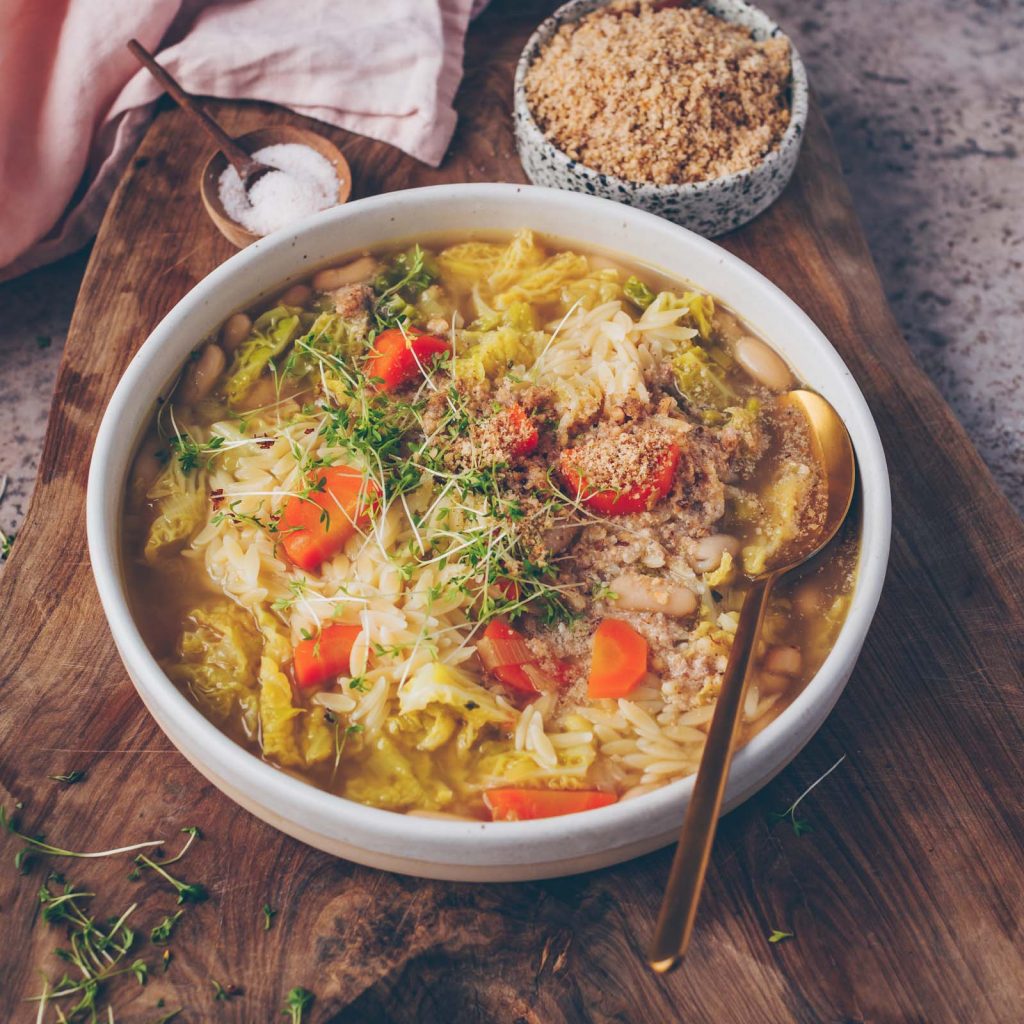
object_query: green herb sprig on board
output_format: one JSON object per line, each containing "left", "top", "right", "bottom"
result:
{"left": 2, "top": 801, "right": 210, "bottom": 1022}
{"left": 282, "top": 986, "right": 315, "bottom": 1023}
{"left": 768, "top": 755, "right": 847, "bottom": 837}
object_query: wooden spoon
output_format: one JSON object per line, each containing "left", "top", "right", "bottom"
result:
{"left": 648, "top": 390, "right": 856, "bottom": 973}
{"left": 127, "top": 39, "right": 273, "bottom": 192}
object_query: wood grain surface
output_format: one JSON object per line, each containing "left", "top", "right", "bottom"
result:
{"left": 2, "top": 5, "right": 1023, "bottom": 1022}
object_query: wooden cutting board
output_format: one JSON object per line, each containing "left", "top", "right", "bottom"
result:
{"left": 2, "top": 5, "right": 1022, "bottom": 1022}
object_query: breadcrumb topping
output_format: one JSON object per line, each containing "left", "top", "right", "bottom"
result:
{"left": 564, "top": 421, "right": 674, "bottom": 496}
{"left": 525, "top": 1, "right": 792, "bottom": 185}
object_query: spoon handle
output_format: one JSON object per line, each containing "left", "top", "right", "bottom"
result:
{"left": 648, "top": 571, "right": 776, "bottom": 973}
{"left": 126, "top": 39, "right": 259, "bottom": 179}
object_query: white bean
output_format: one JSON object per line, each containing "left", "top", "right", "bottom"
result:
{"left": 734, "top": 335, "right": 793, "bottom": 392}
{"left": 793, "top": 580, "right": 824, "bottom": 618}
{"left": 237, "top": 375, "right": 278, "bottom": 412}
{"left": 763, "top": 645, "right": 802, "bottom": 676}
{"left": 279, "top": 283, "right": 312, "bottom": 307}
{"left": 131, "top": 445, "right": 163, "bottom": 494}
{"left": 312, "top": 255, "right": 378, "bottom": 292}
{"left": 220, "top": 313, "right": 252, "bottom": 352}
{"left": 177, "top": 344, "right": 226, "bottom": 405}
{"left": 588, "top": 254, "right": 628, "bottom": 276}
{"left": 691, "top": 533, "right": 740, "bottom": 573}
{"left": 759, "top": 672, "right": 791, "bottom": 695}
{"left": 608, "top": 572, "right": 698, "bottom": 618}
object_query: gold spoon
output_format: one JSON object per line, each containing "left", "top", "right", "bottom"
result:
{"left": 648, "top": 389, "right": 856, "bottom": 974}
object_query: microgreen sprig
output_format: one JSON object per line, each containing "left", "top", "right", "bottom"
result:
{"left": 133, "top": 852, "right": 208, "bottom": 906}
{"left": 150, "top": 909, "right": 184, "bottom": 944}
{"left": 768, "top": 754, "right": 847, "bottom": 836}
{"left": 262, "top": 903, "right": 277, "bottom": 931}
{"left": 170, "top": 432, "right": 225, "bottom": 473}
{"left": 1, "top": 806, "right": 163, "bottom": 870}
{"left": 371, "top": 245, "right": 434, "bottom": 331}
{"left": 30, "top": 874, "right": 148, "bottom": 1020}
{"left": 282, "top": 987, "right": 315, "bottom": 1023}
{"left": 133, "top": 825, "right": 207, "bottom": 904}
{"left": 211, "top": 978, "right": 242, "bottom": 1001}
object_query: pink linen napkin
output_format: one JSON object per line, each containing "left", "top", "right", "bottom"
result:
{"left": 0, "top": 0, "right": 478, "bottom": 281}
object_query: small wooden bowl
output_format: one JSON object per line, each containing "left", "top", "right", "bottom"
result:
{"left": 200, "top": 126, "right": 352, "bottom": 248}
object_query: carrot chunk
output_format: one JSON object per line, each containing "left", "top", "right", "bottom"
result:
{"left": 587, "top": 618, "right": 649, "bottom": 698}
{"left": 477, "top": 619, "right": 570, "bottom": 696}
{"left": 484, "top": 788, "right": 617, "bottom": 821}
{"left": 293, "top": 623, "right": 362, "bottom": 688}
{"left": 365, "top": 327, "right": 449, "bottom": 392}
{"left": 503, "top": 403, "right": 539, "bottom": 457}
{"left": 559, "top": 441, "right": 679, "bottom": 516}
{"left": 280, "top": 465, "right": 379, "bottom": 572}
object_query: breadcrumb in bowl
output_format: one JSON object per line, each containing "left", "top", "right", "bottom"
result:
{"left": 513, "top": 0, "right": 809, "bottom": 237}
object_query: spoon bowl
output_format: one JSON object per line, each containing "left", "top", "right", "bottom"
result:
{"left": 200, "top": 126, "right": 353, "bottom": 249}
{"left": 649, "top": 389, "right": 856, "bottom": 973}
{"left": 769, "top": 390, "right": 857, "bottom": 572}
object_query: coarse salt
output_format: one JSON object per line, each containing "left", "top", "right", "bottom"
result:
{"left": 218, "top": 142, "right": 341, "bottom": 236}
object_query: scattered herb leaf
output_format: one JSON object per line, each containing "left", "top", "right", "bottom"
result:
{"left": 263, "top": 902, "right": 277, "bottom": 931}
{"left": 282, "top": 986, "right": 315, "bottom": 1023}
{"left": 150, "top": 1010, "right": 181, "bottom": 1024}
{"left": 135, "top": 852, "right": 208, "bottom": 905}
{"left": 150, "top": 909, "right": 184, "bottom": 944}
{"left": 211, "top": 978, "right": 242, "bottom": 1001}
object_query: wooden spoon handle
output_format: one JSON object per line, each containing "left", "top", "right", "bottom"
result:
{"left": 648, "top": 571, "right": 776, "bottom": 973}
{"left": 127, "top": 39, "right": 258, "bottom": 178}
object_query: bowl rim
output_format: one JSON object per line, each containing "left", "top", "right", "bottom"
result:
{"left": 512, "top": 0, "right": 810, "bottom": 198}
{"left": 87, "top": 182, "right": 890, "bottom": 869}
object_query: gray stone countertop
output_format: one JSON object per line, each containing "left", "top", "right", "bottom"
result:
{"left": 1, "top": 0, "right": 1021, "bottom": 561}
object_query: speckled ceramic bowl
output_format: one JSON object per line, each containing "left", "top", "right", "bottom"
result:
{"left": 513, "top": 0, "right": 809, "bottom": 237}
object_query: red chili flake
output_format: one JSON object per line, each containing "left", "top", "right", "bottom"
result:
{"left": 210, "top": 488, "right": 225, "bottom": 509}
{"left": 304, "top": 428, "right": 315, "bottom": 434}
{"left": 256, "top": 437, "right": 275, "bottom": 450}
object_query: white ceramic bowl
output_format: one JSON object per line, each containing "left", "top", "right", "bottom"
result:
{"left": 87, "top": 184, "right": 890, "bottom": 882}
{"left": 514, "top": 0, "right": 809, "bottom": 237}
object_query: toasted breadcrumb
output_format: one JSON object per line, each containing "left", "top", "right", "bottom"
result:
{"left": 563, "top": 421, "right": 675, "bottom": 497}
{"left": 525, "top": 1, "right": 792, "bottom": 185}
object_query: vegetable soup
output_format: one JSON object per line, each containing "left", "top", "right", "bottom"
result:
{"left": 123, "top": 230, "right": 857, "bottom": 822}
